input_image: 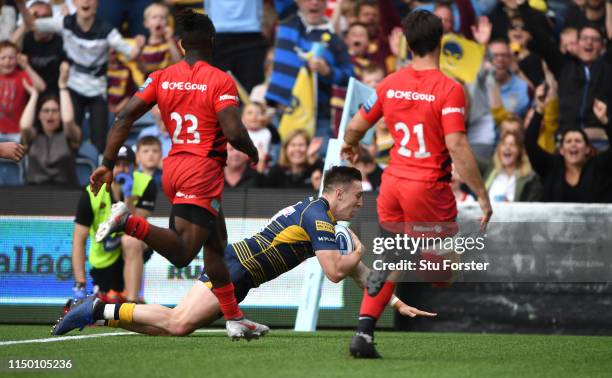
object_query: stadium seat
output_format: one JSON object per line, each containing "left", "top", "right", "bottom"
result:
{"left": 78, "top": 141, "right": 100, "bottom": 165}
{"left": 0, "top": 159, "right": 24, "bottom": 186}
{"left": 75, "top": 158, "right": 96, "bottom": 187}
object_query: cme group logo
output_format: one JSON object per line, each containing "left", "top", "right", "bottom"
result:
{"left": 162, "top": 81, "right": 169, "bottom": 90}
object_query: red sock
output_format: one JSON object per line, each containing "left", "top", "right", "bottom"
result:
{"left": 213, "top": 283, "right": 244, "bottom": 320}
{"left": 125, "top": 215, "right": 150, "bottom": 240}
{"left": 359, "top": 281, "right": 396, "bottom": 319}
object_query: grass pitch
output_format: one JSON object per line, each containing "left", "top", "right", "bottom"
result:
{"left": 1, "top": 325, "right": 611, "bottom": 378}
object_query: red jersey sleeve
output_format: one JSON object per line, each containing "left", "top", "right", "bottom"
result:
{"left": 135, "top": 71, "right": 159, "bottom": 105}
{"left": 358, "top": 87, "right": 383, "bottom": 125}
{"left": 213, "top": 74, "right": 239, "bottom": 113}
{"left": 440, "top": 83, "right": 466, "bottom": 135}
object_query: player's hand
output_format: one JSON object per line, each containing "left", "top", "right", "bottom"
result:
{"left": 341, "top": 142, "right": 359, "bottom": 164}
{"left": 0, "top": 142, "right": 26, "bottom": 161}
{"left": 90, "top": 166, "right": 113, "bottom": 195}
{"left": 347, "top": 228, "right": 363, "bottom": 258}
{"left": 395, "top": 302, "right": 437, "bottom": 318}
{"left": 478, "top": 196, "right": 493, "bottom": 231}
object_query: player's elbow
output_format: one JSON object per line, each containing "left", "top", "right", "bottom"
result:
{"left": 325, "top": 271, "right": 343, "bottom": 283}
{"left": 445, "top": 133, "right": 469, "bottom": 156}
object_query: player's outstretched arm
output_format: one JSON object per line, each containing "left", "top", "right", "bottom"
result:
{"left": 217, "top": 105, "right": 259, "bottom": 164}
{"left": 445, "top": 132, "right": 492, "bottom": 229}
{"left": 348, "top": 261, "right": 437, "bottom": 318}
{"left": 90, "top": 97, "right": 153, "bottom": 195}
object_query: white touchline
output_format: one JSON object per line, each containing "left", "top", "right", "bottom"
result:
{"left": 0, "top": 329, "right": 225, "bottom": 347}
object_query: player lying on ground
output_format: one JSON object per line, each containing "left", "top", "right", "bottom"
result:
{"left": 84, "top": 10, "right": 266, "bottom": 340}
{"left": 53, "top": 167, "right": 435, "bottom": 337}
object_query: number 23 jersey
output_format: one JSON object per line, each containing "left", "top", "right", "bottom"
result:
{"left": 136, "top": 60, "right": 239, "bottom": 163}
{"left": 359, "top": 66, "right": 466, "bottom": 182}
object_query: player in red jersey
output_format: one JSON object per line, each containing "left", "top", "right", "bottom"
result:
{"left": 341, "top": 10, "right": 492, "bottom": 358}
{"left": 84, "top": 10, "right": 268, "bottom": 341}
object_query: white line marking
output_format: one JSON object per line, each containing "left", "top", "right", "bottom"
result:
{"left": 0, "top": 329, "right": 224, "bottom": 347}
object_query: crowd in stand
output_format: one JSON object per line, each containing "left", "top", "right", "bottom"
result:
{"left": 1, "top": 0, "right": 611, "bottom": 205}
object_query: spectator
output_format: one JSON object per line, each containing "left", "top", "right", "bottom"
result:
{"left": 20, "top": 62, "right": 81, "bottom": 186}
{"left": 519, "top": 0, "right": 612, "bottom": 135}
{"left": 489, "top": 38, "right": 531, "bottom": 117}
{"left": 482, "top": 129, "right": 539, "bottom": 202}
{"left": 559, "top": 27, "right": 578, "bottom": 56}
{"left": 96, "top": 0, "right": 151, "bottom": 36}
{"left": 465, "top": 17, "right": 497, "bottom": 160}
{"left": 344, "top": 22, "right": 373, "bottom": 76}
{"left": 0, "top": 40, "right": 46, "bottom": 142}
{"left": 261, "top": 129, "right": 323, "bottom": 190}
{"left": 352, "top": 145, "right": 382, "bottom": 192}
{"left": 526, "top": 86, "right": 612, "bottom": 203}
{"left": 11, "top": 1, "right": 65, "bottom": 94}
{"left": 135, "top": 135, "right": 162, "bottom": 187}
{"left": 242, "top": 102, "right": 271, "bottom": 172}
{"left": 331, "top": 0, "right": 357, "bottom": 35}
{"left": 137, "top": 2, "right": 181, "bottom": 77}
{"left": 266, "top": 0, "right": 353, "bottom": 146}
{"left": 107, "top": 49, "right": 137, "bottom": 115}
{"left": 0, "top": 141, "right": 25, "bottom": 161}
{"left": 507, "top": 14, "right": 544, "bottom": 88}
{"left": 72, "top": 145, "right": 157, "bottom": 304}
{"left": 205, "top": 0, "right": 268, "bottom": 93}
{"left": 224, "top": 143, "right": 260, "bottom": 189}
{"left": 249, "top": 47, "right": 275, "bottom": 105}
{"left": 434, "top": 2, "right": 454, "bottom": 35}
{"left": 565, "top": 0, "right": 606, "bottom": 31}
{"left": 137, "top": 105, "right": 171, "bottom": 158}
{"left": 19, "top": 0, "right": 142, "bottom": 152}
{"left": 0, "top": 0, "right": 16, "bottom": 41}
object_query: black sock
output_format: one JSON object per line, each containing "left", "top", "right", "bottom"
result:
{"left": 93, "top": 300, "right": 105, "bottom": 321}
{"left": 356, "top": 315, "right": 376, "bottom": 337}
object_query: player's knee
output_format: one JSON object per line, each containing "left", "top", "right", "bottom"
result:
{"left": 121, "top": 235, "right": 144, "bottom": 255}
{"left": 167, "top": 319, "right": 196, "bottom": 336}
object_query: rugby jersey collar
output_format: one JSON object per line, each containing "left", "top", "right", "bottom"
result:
{"left": 318, "top": 197, "right": 336, "bottom": 223}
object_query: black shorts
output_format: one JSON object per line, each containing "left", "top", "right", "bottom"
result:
{"left": 90, "top": 257, "right": 124, "bottom": 293}
{"left": 198, "top": 272, "right": 253, "bottom": 303}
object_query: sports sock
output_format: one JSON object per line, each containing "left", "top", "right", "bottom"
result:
{"left": 94, "top": 303, "right": 136, "bottom": 322}
{"left": 125, "top": 215, "right": 150, "bottom": 240}
{"left": 212, "top": 283, "right": 244, "bottom": 320}
{"left": 356, "top": 281, "right": 396, "bottom": 337}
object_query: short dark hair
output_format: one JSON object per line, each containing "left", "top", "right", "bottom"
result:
{"left": 177, "top": 9, "right": 216, "bottom": 54}
{"left": 578, "top": 22, "right": 605, "bottom": 40}
{"left": 323, "top": 166, "right": 362, "bottom": 192}
{"left": 402, "top": 10, "right": 443, "bottom": 57}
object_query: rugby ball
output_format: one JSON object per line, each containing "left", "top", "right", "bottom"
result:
{"left": 335, "top": 223, "right": 354, "bottom": 255}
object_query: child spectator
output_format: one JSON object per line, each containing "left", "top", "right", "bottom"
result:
{"left": 242, "top": 102, "right": 272, "bottom": 171}
{"left": 137, "top": 2, "right": 181, "bottom": 77}
{"left": 18, "top": 0, "right": 142, "bottom": 152}
{"left": 0, "top": 41, "right": 46, "bottom": 142}
{"left": 20, "top": 62, "right": 81, "bottom": 186}
{"left": 11, "top": 1, "right": 65, "bottom": 94}
{"left": 135, "top": 135, "right": 162, "bottom": 187}
{"left": 107, "top": 49, "right": 136, "bottom": 114}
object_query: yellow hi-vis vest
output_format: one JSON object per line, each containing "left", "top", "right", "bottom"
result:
{"left": 86, "top": 171, "right": 152, "bottom": 269}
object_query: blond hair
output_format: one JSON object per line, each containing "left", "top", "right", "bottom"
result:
{"left": 144, "top": 2, "right": 169, "bottom": 20}
{"left": 493, "top": 130, "right": 532, "bottom": 177}
{"left": 279, "top": 129, "right": 311, "bottom": 169}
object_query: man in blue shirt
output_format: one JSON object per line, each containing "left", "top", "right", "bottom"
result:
{"left": 489, "top": 38, "right": 531, "bottom": 117}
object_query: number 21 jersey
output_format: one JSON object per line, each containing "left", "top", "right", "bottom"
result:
{"left": 136, "top": 60, "right": 239, "bottom": 163}
{"left": 359, "top": 66, "right": 466, "bottom": 182}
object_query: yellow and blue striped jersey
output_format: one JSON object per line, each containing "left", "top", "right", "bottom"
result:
{"left": 225, "top": 197, "right": 339, "bottom": 287}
